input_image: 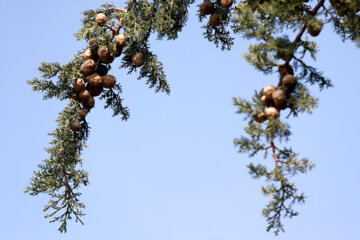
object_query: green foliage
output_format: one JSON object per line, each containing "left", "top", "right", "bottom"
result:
{"left": 233, "top": 94, "right": 315, "bottom": 235}
{"left": 27, "top": 0, "right": 360, "bottom": 235}
{"left": 229, "top": 0, "right": 358, "bottom": 235}
{"left": 198, "top": 1, "right": 235, "bottom": 50}
{"left": 25, "top": 102, "right": 89, "bottom": 233}
{"left": 27, "top": 0, "right": 193, "bottom": 232}
{"left": 153, "top": 0, "right": 195, "bottom": 40}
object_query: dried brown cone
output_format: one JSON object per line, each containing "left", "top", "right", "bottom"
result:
{"left": 95, "top": 13, "right": 107, "bottom": 25}
{"left": 96, "top": 64, "right": 109, "bottom": 76}
{"left": 221, "top": 0, "right": 233, "bottom": 8}
{"left": 89, "top": 85, "right": 103, "bottom": 97}
{"left": 279, "top": 63, "right": 294, "bottom": 77}
{"left": 79, "top": 89, "right": 91, "bottom": 101}
{"left": 97, "top": 46, "right": 114, "bottom": 63}
{"left": 272, "top": 89, "right": 288, "bottom": 109}
{"left": 263, "top": 85, "right": 277, "bottom": 100}
{"left": 70, "top": 122, "right": 81, "bottom": 132}
{"left": 256, "top": 112, "right": 267, "bottom": 123}
{"left": 281, "top": 74, "right": 297, "bottom": 88}
{"left": 82, "top": 95, "right": 95, "bottom": 110}
{"left": 261, "top": 95, "right": 273, "bottom": 107}
{"left": 84, "top": 49, "right": 94, "bottom": 60}
{"left": 113, "top": 44, "right": 122, "bottom": 57}
{"left": 81, "top": 59, "right": 96, "bottom": 75}
{"left": 98, "top": 46, "right": 109, "bottom": 59}
{"left": 86, "top": 73, "right": 102, "bottom": 87}
{"left": 89, "top": 38, "right": 97, "bottom": 46}
{"left": 102, "top": 54, "right": 114, "bottom": 64}
{"left": 133, "top": 52, "right": 144, "bottom": 67}
{"left": 102, "top": 75, "right": 116, "bottom": 89}
{"left": 73, "top": 78, "right": 86, "bottom": 92}
{"left": 78, "top": 109, "right": 87, "bottom": 121}
{"left": 264, "top": 107, "right": 280, "bottom": 119}
{"left": 200, "top": 1, "right": 215, "bottom": 15}
{"left": 276, "top": 102, "right": 287, "bottom": 110}
{"left": 209, "top": 13, "right": 221, "bottom": 27}
{"left": 115, "top": 34, "right": 126, "bottom": 48}
{"left": 307, "top": 21, "right": 323, "bottom": 37}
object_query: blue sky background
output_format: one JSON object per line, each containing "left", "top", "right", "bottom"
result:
{"left": 0, "top": 0, "right": 359, "bottom": 239}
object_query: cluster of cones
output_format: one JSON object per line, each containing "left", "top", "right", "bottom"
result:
{"left": 200, "top": 0, "right": 233, "bottom": 27}
{"left": 69, "top": 13, "right": 145, "bottom": 132}
{"left": 330, "top": 0, "right": 360, "bottom": 17}
{"left": 256, "top": 63, "right": 297, "bottom": 123}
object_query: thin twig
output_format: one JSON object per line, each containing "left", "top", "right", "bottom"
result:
{"left": 104, "top": 25, "right": 117, "bottom": 35}
{"left": 289, "top": 0, "right": 326, "bottom": 62}
{"left": 270, "top": 139, "right": 279, "bottom": 167}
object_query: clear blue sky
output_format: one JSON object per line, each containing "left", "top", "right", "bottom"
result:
{"left": 0, "top": 0, "right": 359, "bottom": 239}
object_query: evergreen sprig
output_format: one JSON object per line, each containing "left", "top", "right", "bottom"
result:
{"left": 27, "top": 0, "right": 195, "bottom": 232}
{"left": 27, "top": 0, "right": 360, "bottom": 235}
{"left": 25, "top": 102, "right": 89, "bottom": 233}
{"left": 229, "top": 0, "right": 358, "bottom": 234}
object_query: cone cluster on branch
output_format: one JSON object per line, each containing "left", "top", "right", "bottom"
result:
{"left": 69, "top": 13, "right": 148, "bottom": 131}
{"left": 256, "top": 63, "right": 297, "bottom": 123}
{"left": 70, "top": 13, "right": 127, "bottom": 131}
{"left": 200, "top": 0, "right": 233, "bottom": 27}
{"left": 306, "top": 18, "right": 323, "bottom": 37}
{"left": 27, "top": 0, "right": 360, "bottom": 234}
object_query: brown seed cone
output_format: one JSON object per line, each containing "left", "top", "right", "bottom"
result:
{"left": 73, "top": 78, "right": 86, "bottom": 92}
{"left": 256, "top": 112, "right": 267, "bottom": 123}
{"left": 89, "top": 85, "right": 103, "bottom": 97}
{"left": 221, "top": 0, "right": 233, "bottom": 8}
{"left": 281, "top": 74, "right": 297, "bottom": 88}
{"left": 78, "top": 109, "right": 86, "bottom": 121}
{"left": 79, "top": 89, "right": 91, "bottom": 101}
{"left": 81, "top": 59, "right": 96, "bottom": 75}
{"left": 200, "top": 1, "right": 215, "bottom": 15}
{"left": 82, "top": 95, "right": 95, "bottom": 110}
{"left": 272, "top": 89, "right": 287, "bottom": 109}
{"left": 98, "top": 46, "right": 110, "bottom": 61}
{"left": 102, "top": 75, "right": 116, "bottom": 88}
{"left": 264, "top": 107, "right": 280, "bottom": 119}
{"left": 84, "top": 49, "right": 94, "bottom": 60}
{"left": 115, "top": 34, "right": 126, "bottom": 48}
{"left": 133, "top": 52, "right": 144, "bottom": 67}
{"left": 279, "top": 63, "right": 294, "bottom": 77}
{"left": 70, "top": 122, "right": 81, "bottom": 132}
{"left": 113, "top": 44, "right": 122, "bottom": 57}
{"left": 95, "top": 13, "right": 107, "bottom": 25}
{"left": 307, "top": 21, "right": 322, "bottom": 37}
{"left": 209, "top": 13, "right": 221, "bottom": 27}
{"left": 261, "top": 95, "right": 273, "bottom": 107}
{"left": 96, "top": 64, "right": 109, "bottom": 76}
{"left": 263, "top": 85, "right": 277, "bottom": 100}
{"left": 101, "top": 54, "right": 114, "bottom": 64}
{"left": 89, "top": 38, "right": 97, "bottom": 46}
{"left": 276, "top": 102, "right": 287, "bottom": 110}
{"left": 86, "top": 73, "right": 102, "bottom": 87}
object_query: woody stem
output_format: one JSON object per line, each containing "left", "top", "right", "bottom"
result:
{"left": 270, "top": 139, "right": 279, "bottom": 167}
